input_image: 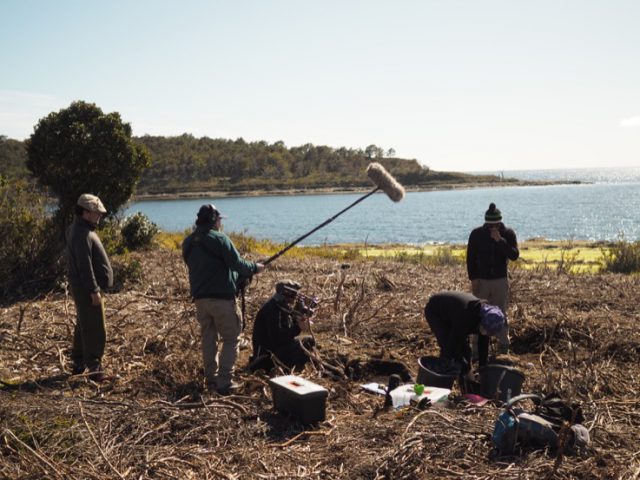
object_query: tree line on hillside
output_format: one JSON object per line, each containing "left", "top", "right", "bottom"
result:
{"left": 136, "top": 135, "right": 435, "bottom": 193}
{"left": 3, "top": 100, "right": 636, "bottom": 307}
{"left": 2, "top": 134, "right": 503, "bottom": 195}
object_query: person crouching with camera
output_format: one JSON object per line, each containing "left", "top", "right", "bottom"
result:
{"left": 249, "top": 280, "right": 317, "bottom": 372}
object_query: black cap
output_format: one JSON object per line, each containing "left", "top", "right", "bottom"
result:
{"left": 276, "top": 279, "right": 301, "bottom": 298}
{"left": 196, "top": 204, "right": 226, "bottom": 225}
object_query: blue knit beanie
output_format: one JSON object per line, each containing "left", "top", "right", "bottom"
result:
{"left": 479, "top": 304, "right": 505, "bottom": 336}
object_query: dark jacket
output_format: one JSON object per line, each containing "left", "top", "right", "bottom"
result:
{"left": 424, "top": 291, "right": 489, "bottom": 367}
{"left": 251, "top": 297, "right": 301, "bottom": 359}
{"left": 467, "top": 223, "right": 519, "bottom": 280}
{"left": 66, "top": 218, "right": 113, "bottom": 294}
{"left": 182, "top": 225, "right": 257, "bottom": 300}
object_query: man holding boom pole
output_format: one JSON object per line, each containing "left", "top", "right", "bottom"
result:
{"left": 182, "top": 204, "right": 265, "bottom": 395}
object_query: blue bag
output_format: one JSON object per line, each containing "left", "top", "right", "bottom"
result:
{"left": 492, "top": 393, "right": 589, "bottom": 455}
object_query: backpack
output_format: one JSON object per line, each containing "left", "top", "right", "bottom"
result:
{"left": 492, "top": 393, "right": 589, "bottom": 456}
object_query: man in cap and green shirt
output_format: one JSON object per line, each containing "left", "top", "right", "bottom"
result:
{"left": 182, "top": 204, "right": 265, "bottom": 395}
{"left": 66, "top": 193, "right": 114, "bottom": 381}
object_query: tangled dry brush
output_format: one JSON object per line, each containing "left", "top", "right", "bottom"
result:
{"left": 1, "top": 248, "right": 640, "bottom": 479}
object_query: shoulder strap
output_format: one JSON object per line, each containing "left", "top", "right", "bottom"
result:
{"left": 538, "top": 395, "right": 583, "bottom": 426}
{"left": 505, "top": 393, "right": 542, "bottom": 410}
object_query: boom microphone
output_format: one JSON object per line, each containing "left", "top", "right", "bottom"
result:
{"left": 264, "top": 162, "right": 405, "bottom": 265}
{"left": 366, "top": 162, "right": 405, "bottom": 202}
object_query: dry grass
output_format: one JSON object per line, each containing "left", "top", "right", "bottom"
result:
{"left": 1, "top": 248, "right": 639, "bottom": 479}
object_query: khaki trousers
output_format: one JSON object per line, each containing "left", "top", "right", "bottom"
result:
{"left": 471, "top": 277, "right": 510, "bottom": 354}
{"left": 194, "top": 298, "right": 242, "bottom": 389}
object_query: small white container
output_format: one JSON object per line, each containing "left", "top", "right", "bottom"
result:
{"left": 390, "top": 384, "right": 450, "bottom": 409}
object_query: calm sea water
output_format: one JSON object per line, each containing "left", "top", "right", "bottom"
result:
{"left": 126, "top": 167, "right": 640, "bottom": 244}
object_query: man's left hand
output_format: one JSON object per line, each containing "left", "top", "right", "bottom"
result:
{"left": 90, "top": 292, "right": 102, "bottom": 306}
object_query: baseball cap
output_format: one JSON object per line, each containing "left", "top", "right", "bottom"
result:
{"left": 196, "top": 204, "right": 227, "bottom": 224}
{"left": 276, "top": 279, "right": 301, "bottom": 298}
{"left": 77, "top": 194, "right": 106, "bottom": 214}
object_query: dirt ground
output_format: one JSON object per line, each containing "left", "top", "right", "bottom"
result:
{"left": 1, "top": 248, "right": 639, "bottom": 479}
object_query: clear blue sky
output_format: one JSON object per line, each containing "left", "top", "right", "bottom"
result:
{"left": 2, "top": 0, "right": 639, "bottom": 172}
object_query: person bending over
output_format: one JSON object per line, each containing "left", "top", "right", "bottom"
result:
{"left": 424, "top": 291, "right": 505, "bottom": 374}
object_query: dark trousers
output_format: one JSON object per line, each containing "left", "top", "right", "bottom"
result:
{"left": 70, "top": 284, "right": 106, "bottom": 371}
{"left": 425, "top": 310, "right": 471, "bottom": 368}
{"left": 249, "top": 336, "right": 315, "bottom": 372}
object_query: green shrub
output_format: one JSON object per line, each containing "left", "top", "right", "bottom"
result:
{"left": 110, "top": 254, "right": 143, "bottom": 291}
{"left": 26, "top": 101, "right": 151, "bottom": 231}
{"left": 121, "top": 212, "right": 159, "bottom": 251}
{"left": 0, "top": 178, "right": 63, "bottom": 302}
{"left": 97, "top": 217, "right": 126, "bottom": 256}
{"left": 601, "top": 240, "right": 640, "bottom": 273}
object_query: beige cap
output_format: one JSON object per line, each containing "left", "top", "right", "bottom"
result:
{"left": 77, "top": 193, "right": 106, "bottom": 214}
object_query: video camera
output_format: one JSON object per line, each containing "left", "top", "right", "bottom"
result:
{"left": 292, "top": 293, "right": 319, "bottom": 318}
{"left": 279, "top": 284, "right": 319, "bottom": 319}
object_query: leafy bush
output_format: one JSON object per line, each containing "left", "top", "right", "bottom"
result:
{"left": 601, "top": 240, "right": 640, "bottom": 274}
{"left": 121, "top": 213, "right": 159, "bottom": 251}
{"left": 26, "top": 101, "right": 151, "bottom": 231}
{"left": 0, "top": 178, "right": 63, "bottom": 302}
{"left": 97, "top": 217, "right": 126, "bottom": 256}
{"left": 110, "top": 254, "right": 143, "bottom": 291}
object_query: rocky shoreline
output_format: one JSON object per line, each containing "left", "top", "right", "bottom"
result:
{"left": 133, "top": 179, "right": 575, "bottom": 201}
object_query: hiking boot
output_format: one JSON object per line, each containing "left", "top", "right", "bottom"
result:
{"left": 206, "top": 380, "right": 217, "bottom": 393}
{"left": 71, "top": 363, "right": 85, "bottom": 375}
{"left": 88, "top": 369, "right": 118, "bottom": 383}
{"left": 216, "top": 381, "right": 241, "bottom": 396}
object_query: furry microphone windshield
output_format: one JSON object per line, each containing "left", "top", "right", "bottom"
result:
{"left": 263, "top": 162, "right": 406, "bottom": 265}
{"left": 366, "top": 162, "right": 405, "bottom": 202}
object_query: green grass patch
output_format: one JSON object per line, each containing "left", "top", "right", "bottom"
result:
{"left": 517, "top": 241, "right": 606, "bottom": 273}
{"left": 158, "top": 231, "right": 629, "bottom": 273}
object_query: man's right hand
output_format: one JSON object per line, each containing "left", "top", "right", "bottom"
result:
{"left": 255, "top": 263, "right": 265, "bottom": 273}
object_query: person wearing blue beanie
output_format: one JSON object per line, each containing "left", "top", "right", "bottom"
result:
{"left": 424, "top": 291, "right": 506, "bottom": 373}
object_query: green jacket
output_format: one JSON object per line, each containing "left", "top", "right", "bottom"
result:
{"left": 182, "top": 225, "right": 257, "bottom": 300}
{"left": 66, "top": 217, "right": 113, "bottom": 294}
